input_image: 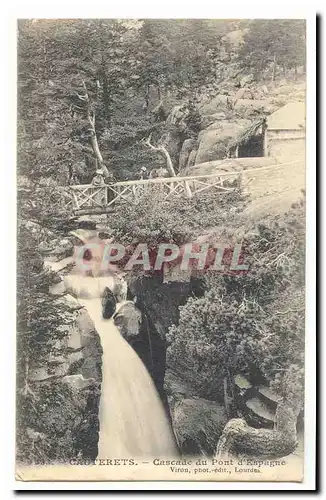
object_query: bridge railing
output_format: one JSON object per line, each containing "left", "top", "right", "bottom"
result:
{"left": 67, "top": 171, "right": 241, "bottom": 211}
{"left": 66, "top": 185, "right": 108, "bottom": 210}
{"left": 65, "top": 159, "right": 303, "bottom": 214}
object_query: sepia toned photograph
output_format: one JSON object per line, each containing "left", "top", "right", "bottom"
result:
{"left": 15, "top": 17, "right": 311, "bottom": 484}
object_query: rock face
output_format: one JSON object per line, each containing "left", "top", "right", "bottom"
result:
{"left": 160, "top": 105, "right": 190, "bottom": 168}
{"left": 28, "top": 304, "right": 103, "bottom": 461}
{"left": 127, "top": 274, "right": 229, "bottom": 454}
{"left": 127, "top": 275, "right": 204, "bottom": 421}
{"left": 102, "top": 287, "right": 117, "bottom": 319}
{"left": 171, "top": 398, "right": 228, "bottom": 456}
{"left": 181, "top": 78, "right": 305, "bottom": 169}
{"left": 215, "top": 411, "right": 298, "bottom": 459}
{"left": 27, "top": 264, "right": 103, "bottom": 463}
{"left": 112, "top": 295, "right": 169, "bottom": 413}
{"left": 188, "top": 156, "right": 277, "bottom": 176}
{"left": 194, "top": 119, "right": 251, "bottom": 164}
{"left": 114, "top": 301, "right": 142, "bottom": 344}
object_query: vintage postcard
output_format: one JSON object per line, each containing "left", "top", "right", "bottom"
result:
{"left": 16, "top": 17, "right": 314, "bottom": 485}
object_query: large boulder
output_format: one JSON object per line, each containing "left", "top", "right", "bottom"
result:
{"left": 233, "top": 98, "right": 275, "bottom": 114}
{"left": 195, "top": 119, "right": 250, "bottom": 164}
{"left": 199, "top": 95, "right": 229, "bottom": 116}
{"left": 39, "top": 237, "right": 74, "bottom": 261}
{"left": 113, "top": 301, "right": 142, "bottom": 344}
{"left": 54, "top": 294, "right": 82, "bottom": 312}
{"left": 73, "top": 309, "right": 103, "bottom": 380}
{"left": 61, "top": 374, "right": 96, "bottom": 391}
{"left": 215, "top": 414, "right": 297, "bottom": 459}
{"left": 102, "top": 287, "right": 117, "bottom": 319}
{"left": 171, "top": 398, "right": 228, "bottom": 456}
{"left": 200, "top": 112, "right": 227, "bottom": 130}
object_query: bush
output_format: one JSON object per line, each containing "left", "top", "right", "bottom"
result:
{"left": 109, "top": 188, "right": 247, "bottom": 248}
{"left": 167, "top": 200, "right": 305, "bottom": 408}
{"left": 16, "top": 223, "right": 74, "bottom": 463}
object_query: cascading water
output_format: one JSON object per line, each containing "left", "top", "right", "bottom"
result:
{"left": 65, "top": 274, "right": 177, "bottom": 458}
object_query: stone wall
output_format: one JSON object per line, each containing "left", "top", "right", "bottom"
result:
{"left": 265, "top": 129, "right": 305, "bottom": 160}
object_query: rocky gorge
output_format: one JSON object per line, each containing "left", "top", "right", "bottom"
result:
{"left": 17, "top": 19, "right": 306, "bottom": 467}
{"left": 20, "top": 201, "right": 303, "bottom": 462}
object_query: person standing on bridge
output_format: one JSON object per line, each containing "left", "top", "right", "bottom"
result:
{"left": 138, "top": 166, "right": 149, "bottom": 180}
{"left": 91, "top": 169, "right": 106, "bottom": 206}
{"left": 92, "top": 169, "right": 106, "bottom": 187}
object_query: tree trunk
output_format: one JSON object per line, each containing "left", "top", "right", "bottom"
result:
{"left": 22, "top": 355, "right": 35, "bottom": 398}
{"left": 160, "top": 145, "right": 192, "bottom": 198}
{"left": 23, "top": 356, "right": 29, "bottom": 396}
{"left": 223, "top": 377, "right": 231, "bottom": 418}
{"left": 142, "top": 134, "right": 193, "bottom": 198}
{"left": 228, "top": 369, "right": 235, "bottom": 413}
{"left": 160, "top": 146, "right": 176, "bottom": 177}
{"left": 88, "top": 126, "right": 110, "bottom": 178}
{"left": 144, "top": 84, "right": 150, "bottom": 113}
{"left": 156, "top": 82, "right": 162, "bottom": 102}
{"left": 223, "top": 370, "right": 236, "bottom": 418}
{"left": 81, "top": 81, "right": 110, "bottom": 179}
{"left": 272, "top": 54, "right": 277, "bottom": 82}
{"left": 101, "top": 65, "right": 111, "bottom": 126}
{"left": 143, "top": 135, "right": 176, "bottom": 177}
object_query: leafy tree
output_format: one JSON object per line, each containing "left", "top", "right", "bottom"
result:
{"left": 167, "top": 199, "right": 305, "bottom": 422}
{"left": 18, "top": 19, "right": 246, "bottom": 185}
{"left": 167, "top": 290, "right": 263, "bottom": 414}
{"left": 16, "top": 18, "right": 307, "bottom": 461}
{"left": 16, "top": 221, "right": 75, "bottom": 463}
{"left": 18, "top": 19, "right": 134, "bottom": 183}
{"left": 238, "top": 20, "right": 306, "bottom": 80}
{"left": 131, "top": 19, "right": 231, "bottom": 109}
{"left": 108, "top": 187, "right": 246, "bottom": 249}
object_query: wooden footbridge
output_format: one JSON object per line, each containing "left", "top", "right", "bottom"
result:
{"left": 65, "top": 159, "right": 303, "bottom": 216}
{"left": 66, "top": 171, "right": 240, "bottom": 215}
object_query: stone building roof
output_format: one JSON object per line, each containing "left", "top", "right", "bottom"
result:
{"left": 267, "top": 102, "right": 306, "bottom": 131}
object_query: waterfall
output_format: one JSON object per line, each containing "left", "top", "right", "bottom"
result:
{"left": 76, "top": 294, "right": 177, "bottom": 458}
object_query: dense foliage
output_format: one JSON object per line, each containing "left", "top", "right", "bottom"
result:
{"left": 238, "top": 20, "right": 306, "bottom": 79}
{"left": 167, "top": 199, "right": 305, "bottom": 410}
{"left": 18, "top": 19, "right": 231, "bottom": 186}
{"left": 108, "top": 188, "right": 246, "bottom": 248}
{"left": 16, "top": 19, "right": 306, "bottom": 461}
{"left": 16, "top": 222, "right": 75, "bottom": 463}
{"left": 18, "top": 19, "right": 306, "bottom": 189}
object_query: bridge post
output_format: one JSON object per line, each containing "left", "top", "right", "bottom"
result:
{"left": 184, "top": 180, "right": 192, "bottom": 199}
